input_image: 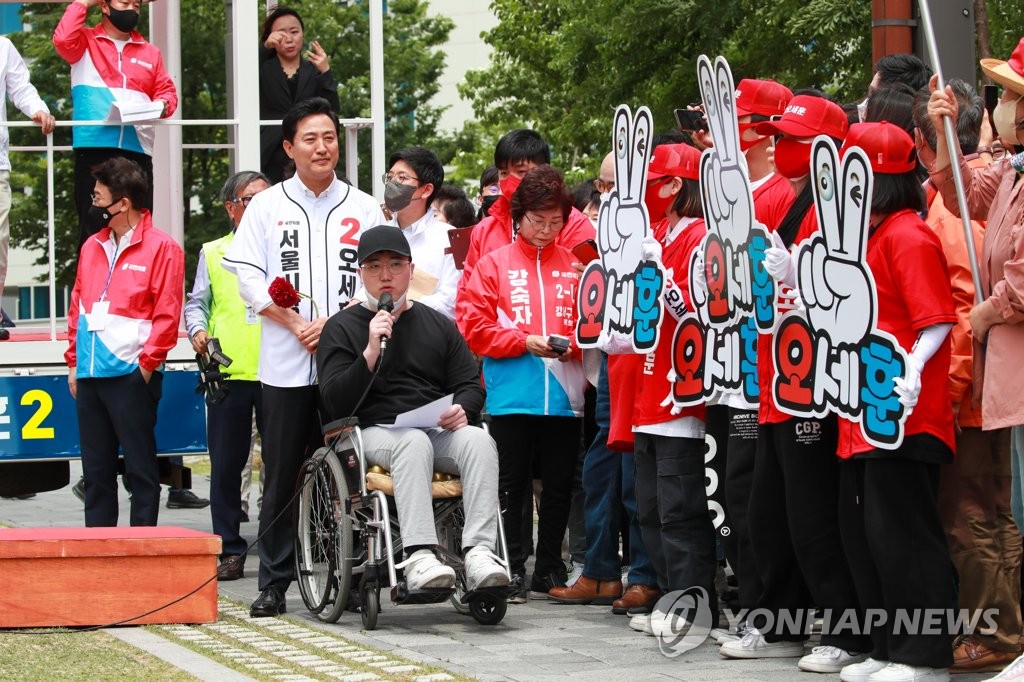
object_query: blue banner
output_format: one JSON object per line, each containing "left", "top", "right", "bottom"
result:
{"left": 0, "top": 372, "right": 208, "bottom": 462}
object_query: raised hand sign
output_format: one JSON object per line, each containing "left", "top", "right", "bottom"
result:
{"left": 576, "top": 104, "right": 665, "bottom": 353}
{"left": 798, "top": 139, "right": 875, "bottom": 345}
{"left": 772, "top": 135, "right": 910, "bottom": 450}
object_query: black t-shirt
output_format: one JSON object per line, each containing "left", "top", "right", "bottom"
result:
{"left": 317, "top": 302, "right": 485, "bottom": 426}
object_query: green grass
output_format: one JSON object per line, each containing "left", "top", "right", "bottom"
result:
{"left": 0, "top": 630, "right": 196, "bottom": 681}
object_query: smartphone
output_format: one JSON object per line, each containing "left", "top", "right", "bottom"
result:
{"left": 571, "top": 239, "right": 599, "bottom": 264}
{"left": 985, "top": 84, "right": 999, "bottom": 120}
{"left": 674, "top": 108, "right": 708, "bottom": 132}
{"left": 547, "top": 334, "right": 570, "bottom": 355}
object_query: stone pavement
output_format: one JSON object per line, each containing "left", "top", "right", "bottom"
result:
{"left": 0, "top": 460, "right": 997, "bottom": 682}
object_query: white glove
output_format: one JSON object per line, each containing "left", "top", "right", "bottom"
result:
{"left": 595, "top": 329, "right": 636, "bottom": 355}
{"left": 641, "top": 235, "right": 663, "bottom": 262}
{"left": 692, "top": 251, "right": 707, "bottom": 293}
{"left": 765, "top": 231, "right": 795, "bottom": 285}
{"left": 893, "top": 354, "right": 924, "bottom": 410}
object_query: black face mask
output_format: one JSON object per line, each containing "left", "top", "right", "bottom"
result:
{"left": 88, "top": 200, "right": 122, "bottom": 226}
{"left": 480, "top": 195, "right": 500, "bottom": 217}
{"left": 107, "top": 6, "right": 140, "bottom": 33}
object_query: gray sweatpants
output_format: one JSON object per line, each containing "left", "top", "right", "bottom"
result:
{"left": 360, "top": 425, "right": 499, "bottom": 553}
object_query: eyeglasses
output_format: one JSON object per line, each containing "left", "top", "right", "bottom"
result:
{"left": 521, "top": 213, "right": 564, "bottom": 231}
{"left": 232, "top": 196, "right": 256, "bottom": 206}
{"left": 594, "top": 178, "right": 615, "bottom": 193}
{"left": 360, "top": 260, "right": 410, "bottom": 276}
{"left": 91, "top": 192, "right": 120, "bottom": 203}
{"left": 382, "top": 171, "right": 419, "bottom": 185}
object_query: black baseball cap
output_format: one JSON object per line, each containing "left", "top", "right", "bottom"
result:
{"left": 356, "top": 225, "right": 412, "bottom": 264}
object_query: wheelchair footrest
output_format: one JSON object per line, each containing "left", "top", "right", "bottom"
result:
{"left": 459, "top": 585, "right": 519, "bottom": 603}
{"left": 390, "top": 583, "right": 454, "bottom": 605}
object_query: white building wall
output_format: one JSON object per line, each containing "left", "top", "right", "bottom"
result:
{"left": 426, "top": 1, "right": 496, "bottom": 132}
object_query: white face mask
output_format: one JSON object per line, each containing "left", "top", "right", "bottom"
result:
{"left": 993, "top": 94, "right": 1024, "bottom": 146}
{"left": 856, "top": 98, "right": 868, "bottom": 123}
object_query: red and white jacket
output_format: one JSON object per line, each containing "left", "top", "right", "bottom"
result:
{"left": 53, "top": 1, "right": 177, "bottom": 155}
{"left": 459, "top": 236, "right": 585, "bottom": 417}
{"left": 67, "top": 211, "right": 184, "bottom": 379}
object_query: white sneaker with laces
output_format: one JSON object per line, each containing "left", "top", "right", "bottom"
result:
{"left": 799, "top": 646, "right": 867, "bottom": 673}
{"left": 649, "top": 609, "right": 693, "bottom": 639}
{"left": 711, "top": 620, "right": 750, "bottom": 643}
{"left": 866, "top": 662, "right": 949, "bottom": 682}
{"left": 719, "top": 627, "right": 804, "bottom": 659}
{"left": 840, "top": 657, "right": 888, "bottom": 682}
{"left": 400, "top": 549, "right": 455, "bottom": 590}
{"left": 463, "top": 546, "right": 509, "bottom": 591}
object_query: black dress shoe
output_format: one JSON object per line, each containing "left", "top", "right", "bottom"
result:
{"left": 0, "top": 328, "right": 9, "bottom": 341}
{"left": 217, "top": 556, "right": 245, "bottom": 581}
{"left": 167, "top": 489, "right": 210, "bottom": 509}
{"left": 250, "top": 586, "right": 286, "bottom": 617}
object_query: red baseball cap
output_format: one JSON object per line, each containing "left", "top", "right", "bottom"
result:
{"left": 981, "top": 36, "right": 1024, "bottom": 97}
{"left": 841, "top": 122, "right": 917, "bottom": 174}
{"left": 647, "top": 143, "right": 701, "bottom": 181}
{"left": 735, "top": 79, "right": 794, "bottom": 118}
{"left": 754, "top": 95, "right": 849, "bottom": 140}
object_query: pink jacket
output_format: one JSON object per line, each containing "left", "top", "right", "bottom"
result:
{"left": 931, "top": 156, "right": 1024, "bottom": 430}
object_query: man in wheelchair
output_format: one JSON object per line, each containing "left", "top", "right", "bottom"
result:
{"left": 317, "top": 225, "right": 509, "bottom": 593}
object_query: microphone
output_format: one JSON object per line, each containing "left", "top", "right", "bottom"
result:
{"left": 378, "top": 291, "right": 394, "bottom": 351}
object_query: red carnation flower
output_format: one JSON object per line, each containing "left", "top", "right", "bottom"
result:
{"left": 269, "top": 277, "right": 301, "bottom": 308}
{"left": 268, "top": 276, "right": 320, "bottom": 317}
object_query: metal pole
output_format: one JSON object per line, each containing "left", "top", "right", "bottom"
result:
{"left": 918, "top": 0, "right": 986, "bottom": 302}
{"left": 369, "top": 0, "right": 385, "bottom": 200}
{"left": 46, "top": 133, "right": 55, "bottom": 342}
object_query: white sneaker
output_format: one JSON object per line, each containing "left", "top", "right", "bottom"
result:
{"left": 401, "top": 549, "right": 455, "bottom": 590}
{"left": 719, "top": 628, "right": 804, "bottom": 659}
{"left": 867, "top": 662, "right": 949, "bottom": 682}
{"left": 648, "top": 609, "right": 694, "bottom": 639}
{"left": 463, "top": 546, "right": 509, "bottom": 591}
{"left": 711, "top": 620, "right": 750, "bottom": 643}
{"left": 565, "top": 561, "right": 585, "bottom": 587}
{"left": 630, "top": 609, "right": 661, "bottom": 635}
{"left": 840, "top": 658, "right": 888, "bottom": 682}
{"left": 799, "top": 646, "right": 868, "bottom": 673}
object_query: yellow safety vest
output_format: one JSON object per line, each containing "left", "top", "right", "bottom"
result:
{"left": 204, "top": 232, "right": 260, "bottom": 381}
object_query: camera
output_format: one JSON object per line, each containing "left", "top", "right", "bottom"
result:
{"left": 195, "top": 337, "right": 233, "bottom": 406}
{"left": 548, "top": 334, "right": 570, "bottom": 355}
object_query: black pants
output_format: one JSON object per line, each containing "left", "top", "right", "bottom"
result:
{"left": 748, "top": 417, "right": 868, "bottom": 652}
{"left": 839, "top": 449, "right": 954, "bottom": 668}
{"left": 77, "top": 370, "right": 163, "bottom": 527}
{"left": 209, "top": 380, "right": 263, "bottom": 558}
{"left": 634, "top": 432, "right": 718, "bottom": 617}
{"left": 491, "top": 414, "right": 580, "bottom": 579}
{"left": 74, "top": 147, "right": 153, "bottom": 252}
{"left": 256, "top": 384, "right": 322, "bottom": 591}
{"left": 705, "top": 405, "right": 730, "bottom": 544}
{"left": 722, "top": 407, "right": 762, "bottom": 609}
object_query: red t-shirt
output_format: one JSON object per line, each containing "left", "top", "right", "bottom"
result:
{"left": 634, "top": 219, "right": 707, "bottom": 427}
{"left": 836, "top": 209, "right": 957, "bottom": 458}
{"left": 758, "top": 204, "right": 817, "bottom": 424}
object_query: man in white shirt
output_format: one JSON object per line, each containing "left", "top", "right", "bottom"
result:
{"left": 0, "top": 37, "right": 54, "bottom": 340}
{"left": 223, "top": 97, "right": 386, "bottom": 617}
{"left": 379, "top": 146, "right": 460, "bottom": 319}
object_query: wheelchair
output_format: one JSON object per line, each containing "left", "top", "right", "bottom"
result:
{"left": 292, "top": 417, "right": 516, "bottom": 629}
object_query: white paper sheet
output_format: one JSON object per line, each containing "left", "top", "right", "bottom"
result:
{"left": 105, "top": 100, "right": 164, "bottom": 123}
{"left": 383, "top": 393, "right": 454, "bottom": 429}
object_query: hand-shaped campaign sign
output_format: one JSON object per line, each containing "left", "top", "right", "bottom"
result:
{"left": 577, "top": 104, "right": 665, "bottom": 353}
{"left": 773, "top": 136, "right": 910, "bottom": 449}
{"left": 670, "top": 55, "right": 766, "bottom": 408}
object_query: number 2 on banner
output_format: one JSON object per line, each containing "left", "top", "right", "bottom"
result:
{"left": 21, "top": 389, "right": 54, "bottom": 439}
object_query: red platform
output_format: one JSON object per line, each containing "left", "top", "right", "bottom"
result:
{"left": 0, "top": 526, "right": 221, "bottom": 628}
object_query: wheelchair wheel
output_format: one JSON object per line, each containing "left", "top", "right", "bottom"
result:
{"left": 294, "top": 448, "right": 353, "bottom": 623}
{"left": 361, "top": 583, "right": 380, "bottom": 630}
{"left": 469, "top": 592, "right": 507, "bottom": 626}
